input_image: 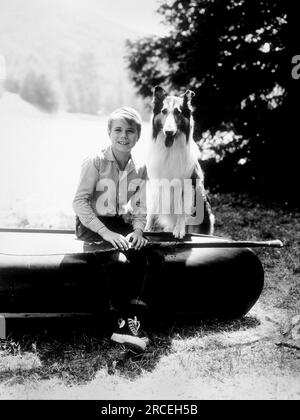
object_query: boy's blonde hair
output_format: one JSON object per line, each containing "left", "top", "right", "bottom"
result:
{"left": 107, "top": 107, "right": 142, "bottom": 139}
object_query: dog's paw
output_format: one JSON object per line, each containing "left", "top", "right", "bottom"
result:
{"left": 172, "top": 226, "right": 185, "bottom": 239}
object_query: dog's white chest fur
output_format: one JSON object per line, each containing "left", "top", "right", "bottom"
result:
{"left": 146, "top": 133, "right": 200, "bottom": 181}
{"left": 145, "top": 134, "right": 202, "bottom": 238}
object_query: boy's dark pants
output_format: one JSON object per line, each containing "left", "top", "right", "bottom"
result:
{"left": 75, "top": 216, "right": 163, "bottom": 322}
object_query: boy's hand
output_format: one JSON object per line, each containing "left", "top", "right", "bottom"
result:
{"left": 126, "top": 229, "right": 148, "bottom": 250}
{"left": 101, "top": 230, "right": 130, "bottom": 251}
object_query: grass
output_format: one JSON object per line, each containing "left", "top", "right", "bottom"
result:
{"left": 1, "top": 192, "right": 300, "bottom": 400}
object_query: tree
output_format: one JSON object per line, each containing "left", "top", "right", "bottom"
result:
{"left": 20, "top": 70, "right": 59, "bottom": 112}
{"left": 20, "top": 70, "right": 39, "bottom": 104}
{"left": 126, "top": 0, "right": 291, "bottom": 202}
{"left": 34, "top": 74, "right": 59, "bottom": 112}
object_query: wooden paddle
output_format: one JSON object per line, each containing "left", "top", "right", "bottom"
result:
{"left": 0, "top": 228, "right": 283, "bottom": 256}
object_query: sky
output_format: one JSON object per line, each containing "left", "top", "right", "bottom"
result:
{"left": 0, "top": 0, "right": 168, "bottom": 37}
{"left": 90, "top": 0, "right": 167, "bottom": 35}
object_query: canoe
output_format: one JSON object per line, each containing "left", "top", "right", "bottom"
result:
{"left": 0, "top": 229, "right": 266, "bottom": 320}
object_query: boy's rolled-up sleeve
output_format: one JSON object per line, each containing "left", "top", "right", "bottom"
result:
{"left": 72, "top": 157, "right": 109, "bottom": 236}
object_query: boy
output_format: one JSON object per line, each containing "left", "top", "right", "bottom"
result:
{"left": 73, "top": 107, "right": 157, "bottom": 352}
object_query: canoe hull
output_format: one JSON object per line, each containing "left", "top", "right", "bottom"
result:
{"left": 0, "top": 243, "right": 264, "bottom": 319}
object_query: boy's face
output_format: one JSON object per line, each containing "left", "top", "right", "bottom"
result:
{"left": 109, "top": 118, "right": 139, "bottom": 154}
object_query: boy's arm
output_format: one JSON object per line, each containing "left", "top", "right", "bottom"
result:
{"left": 72, "top": 157, "right": 110, "bottom": 236}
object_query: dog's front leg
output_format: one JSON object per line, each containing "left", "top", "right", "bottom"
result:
{"left": 145, "top": 213, "right": 156, "bottom": 232}
{"left": 172, "top": 215, "right": 186, "bottom": 239}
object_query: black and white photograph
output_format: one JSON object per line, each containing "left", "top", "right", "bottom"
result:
{"left": 0, "top": 0, "right": 299, "bottom": 403}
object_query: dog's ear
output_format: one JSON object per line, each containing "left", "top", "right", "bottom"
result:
{"left": 153, "top": 86, "right": 167, "bottom": 102}
{"left": 153, "top": 86, "right": 167, "bottom": 114}
{"left": 182, "top": 90, "right": 195, "bottom": 115}
{"left": 182, "top": 90, "right": 195, "bottom": 105}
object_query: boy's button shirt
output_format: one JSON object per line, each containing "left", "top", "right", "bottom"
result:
{"left": 73, "top": 146, "right": 147, "bottom": 235}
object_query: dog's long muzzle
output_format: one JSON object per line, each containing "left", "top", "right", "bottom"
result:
{"left": 164, "top": 131, "right": 176, "bottom": 147}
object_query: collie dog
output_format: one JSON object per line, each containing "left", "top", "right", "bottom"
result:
{"left": 145, "top": 86, "right": 215, "bottom": 239}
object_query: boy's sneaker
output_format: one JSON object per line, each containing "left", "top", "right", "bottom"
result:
{"left": 110, "top": 316, "right": 149, "bottom": 352}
